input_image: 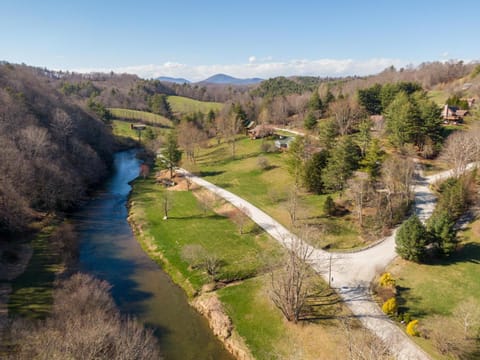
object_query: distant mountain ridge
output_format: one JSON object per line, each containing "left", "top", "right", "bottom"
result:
{"left": 157, "top": 76, "right": 191, "bottom": 84}
{"left": 198, "top": 73, "right": 263, "bottom": 85}
{"left": 157, "top": 73, "right": 263, "bottom": 85}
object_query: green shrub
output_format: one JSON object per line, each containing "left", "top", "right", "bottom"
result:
{"left": 323, "top": 196, "right": 336, "bottom": 216}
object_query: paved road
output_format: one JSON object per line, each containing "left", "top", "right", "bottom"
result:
{"left": 176, "top": 164, "right": 474, "bottom": 360}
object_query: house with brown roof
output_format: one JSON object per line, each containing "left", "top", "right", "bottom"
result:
{"left": 248, "top": 124, "right": 275, "bottom": 139}
{"left": 441, "top": 105, "right": 468, "bottom": 124}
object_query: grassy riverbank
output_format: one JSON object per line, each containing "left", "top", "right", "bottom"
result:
{"left": 128, "top": 161, "right": 367, "bottom": 359}
{"left": 128, "top": 173, "right": 283, "bottom": 296}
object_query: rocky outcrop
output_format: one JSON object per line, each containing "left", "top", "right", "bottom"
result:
{"left": 191, "top": 293, "right": 254, "bottom": 360}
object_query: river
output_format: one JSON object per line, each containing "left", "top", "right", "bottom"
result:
{"left": 73, "top": 150, "right": 233, "bottom": 360}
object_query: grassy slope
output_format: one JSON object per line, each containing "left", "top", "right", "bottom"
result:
{"left": 218, "top": 277, "right": 285, "bottom": 359}
{"left": 109, "top": 108, "right": 173, "bottom": 128}
{"left": 129, "top": 173, "right": 282, "bottom": 294}
{"left": 167, "top": 95, "right": 222, "bottom": 115}
{"left": 191, "top": 137, "right": 362, "bottom": 249}
{"left": 218, "top": 275, "right": 351, "bottom": 360}
{"left": 388, "top": 220, "right": 480, "bottom": 359}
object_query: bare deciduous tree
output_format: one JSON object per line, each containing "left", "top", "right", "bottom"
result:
{"left": 162, "top": 190, "right": 173, "bottom": 220}
{"left": 232, "top": 205, "right": 251, "bottom": 234}
{"left": 8, "top": 273, "right": 160, "bottom": 360}
{"left": 178, "top": 121, "right": 207, "bottom": 163}
{"left": 329, "top": 97, "right": 363, "bottom": 136}
{"left": 180, "top": 244, "right": 221, "bottom": 281}
{"left": 423, "top": 315, "right": 477, "bottom": 359}
{"left": 441, "top": 130, "right": 480, "bottom": 177}
{"left": 339, "top": 318, "right": 391, "bottom": 360}
{"left": 286, "top": 188, "right": 300, "bottom": 227}
{"left": 347, "top": 175, "right": 371, "bottom": 227}
{"left": 270, "top": 236, "right": 313, "bottom": 323}
{"left": 452, "top": 297, "right": 480, "bottom": 340}
{"left": 382, "top": 156, "right": 415, "bottom": 207}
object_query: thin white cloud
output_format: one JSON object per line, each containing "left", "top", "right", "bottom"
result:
{"left": 72, "top": 58, "right": 409, "bottom": 81}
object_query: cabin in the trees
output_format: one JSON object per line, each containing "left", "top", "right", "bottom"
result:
{"left": 441, "top": 105, "right": 468, "bottom": 124}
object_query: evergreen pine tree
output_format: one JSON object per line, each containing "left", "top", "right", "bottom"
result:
{"left": 395, "top": 214, "right": 428, "bottom": 262}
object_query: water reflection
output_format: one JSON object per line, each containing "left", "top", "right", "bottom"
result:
{"left": 73, "top": 150, "right": 232, "bottom": 360}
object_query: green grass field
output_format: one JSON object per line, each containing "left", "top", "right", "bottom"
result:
{"left": 129, "top": 173, "right": 283, "bottom": 295}
{"left": 427, "top": 90, "right": 448, "bottom": 106}
{"left": 218, "top": 277, "right": 286, "bottom": 359}
{"left": 8, "top": 226, "right": 63, "bottom": 318}
{"left": 167, "top": 95, "right": 222, "bottom": 115}
{"left": 189, "top": 137, "right": 362, "bottom": 249}
{"left": 388, "top": 220, "right": 480, "bottom": 359}
{"left": 109, "top": 108, "right": 173, "bottom": 128}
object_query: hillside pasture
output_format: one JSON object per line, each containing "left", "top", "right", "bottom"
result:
{"left": 167, "top": 95, "right": 222, "bottom": 115}
{"left": 109, "top": 108, "right": 173, "bottom": 128}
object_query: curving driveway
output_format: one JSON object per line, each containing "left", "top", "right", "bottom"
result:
{"left": 176, "top": 163, "right": 474, "bottom": 360}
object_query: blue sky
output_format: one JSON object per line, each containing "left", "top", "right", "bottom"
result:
{"left": 0, "top": 0, "right": 478, "bottom": 80}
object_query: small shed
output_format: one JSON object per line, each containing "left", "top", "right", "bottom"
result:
{"left": 274, "top": 136, "right": 294, "bottom": 150}
{"left": 131, "top": 123, "right": 147, "bottom": 130}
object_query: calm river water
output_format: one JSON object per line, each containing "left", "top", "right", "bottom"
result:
{"left": 73, "top": 150, "right": 233, "bottom": 360}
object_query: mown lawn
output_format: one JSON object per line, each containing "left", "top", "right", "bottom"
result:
{"left": 167, "top": 95, "right": 222, "bottom": 116}
{"left": 129, "top": 174, "right": 283, "bottom": 294}
{"left": 189, "top": 137, "right": 362, "bottom": 249}
{"left": 218, "top": 277, "right": 285, "bottom": 359}
{"left": 388, "top": 219, "right": 480, "bottom": 359}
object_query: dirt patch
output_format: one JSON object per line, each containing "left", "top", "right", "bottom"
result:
{"left": 470, "top": 219, "right": 480, "bottom": 237}
{"left": 191, "top": 293, "right": 254, "bottom": 360}
{"left": 155, "top": 170, "right": 199, "bottom": 191}
{"left": 215, "top": 203, "right": 238, "bottom": 218}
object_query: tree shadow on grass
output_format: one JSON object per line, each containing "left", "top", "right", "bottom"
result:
{"left": 199, "top": 170, "right": 225, "bottom": 177}
{"left": 167, "top": 214, "right": 226, "bottom": 221}
{"left": 395, "top": 285, "right": 428, "bottom": 318}
{"left": 301, "top": 287, "right": 344, "bottom": 321}
{"left": 423, "top": 242, "right": 480, "bottom": 266}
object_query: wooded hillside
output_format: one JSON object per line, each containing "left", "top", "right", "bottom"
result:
{"left": 0, "top": 64, "right": 114, "bottom": 233}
